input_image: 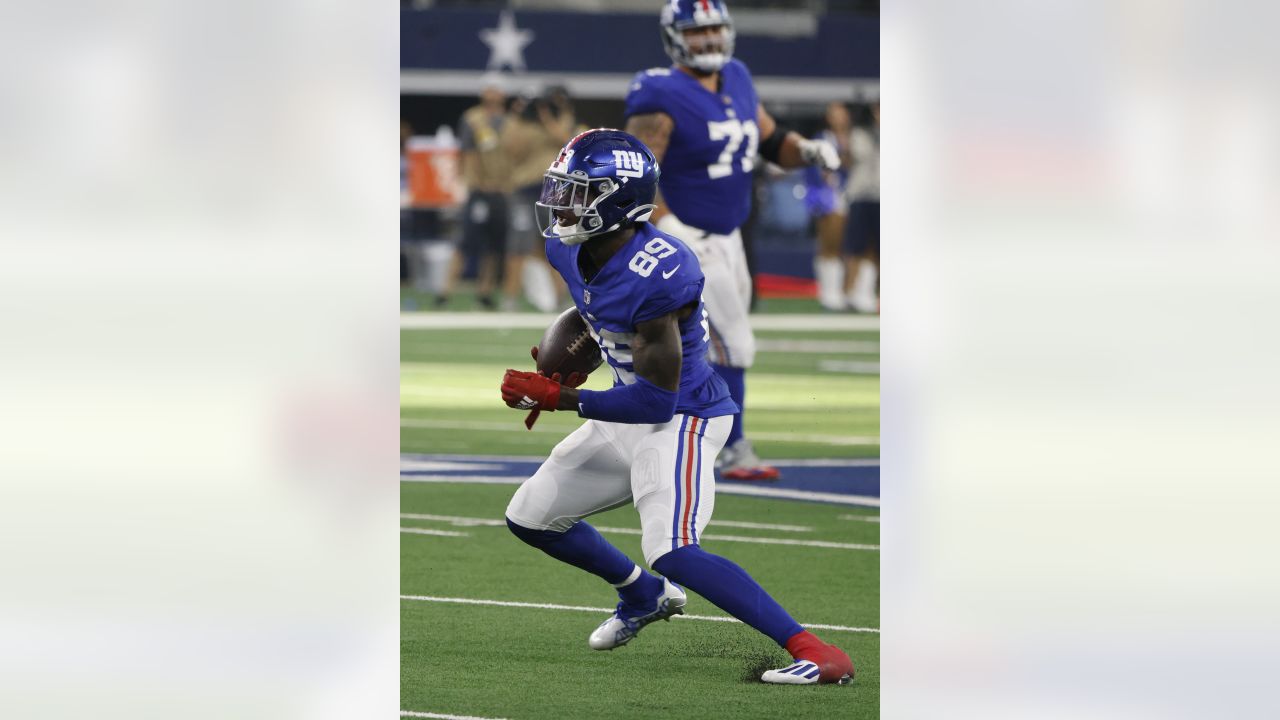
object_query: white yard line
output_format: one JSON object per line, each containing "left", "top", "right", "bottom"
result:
{"left": 756, "top": 338, "right": 880, "bottom": 353}
{"left": 401, "top": 707, "right": 512, "bottom": 712}
{"left": 402, "top": 418, "right": 879, "bottom": 446}
{"left": 400, "top": 418, "right": 561, "bottom": 434}
{"left": 399, "top": 527, "right": 470, "bottom": 538}
{"left": 400, "top": 474, "right": 880, "bottom": 507}
{"left": 401, "top": 513, "right": 810, "bottom": 533}
{"left": 402, "top": 513, "right": 507, "bottom": 527}
{"left": 400, "top": 594, "right": 879, "bottom": 634}
{"left": 402, "top": 312, "right": 879, "bottom": 333}
{"left": 840, "top": 514, "right": 881, "bottom": 523}
{"left": 716, "top": 484, "right": 881, "bottom": 508}
{"left": 704, "top": 519, "right": 812, "bottom": 532}
{"left": 816, "top": 360, "right": 881, "bottom": 374}
{"left": 400, "top": 518, "right": 874, "bottom": 550}
{"left": 401, "top": 453, "right": 880, "bottom": 468}
{"left": 747, "top": 431, "right": 880, "bottom": 446}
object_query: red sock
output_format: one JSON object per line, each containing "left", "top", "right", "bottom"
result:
{"left": 784, "top": 629, "right": 855, "bottom": 682}
{"left": 784, "top": 629, "right": 826, "bottom": 660}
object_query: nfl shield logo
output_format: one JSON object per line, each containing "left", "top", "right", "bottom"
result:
{"left": 583, "top": 289, "right": 591, "bottom": 305}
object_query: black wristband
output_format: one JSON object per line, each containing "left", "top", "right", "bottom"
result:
{"left": 758, "top": 125, "right": 788, "bottom": 163}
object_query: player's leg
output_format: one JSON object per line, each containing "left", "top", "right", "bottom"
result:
{"left": 505, "top": 420, "right": 665, "bottom": 611}
{"left": 845, "top": 200, "right": 878, "bottom": 314}
{"left": 813, "top": 210, "right": 847, "bottom": 311}
{"left": 708, "top": 230, "right": 777, "bottom": 480}
{"left": 635, "top": 414, "right": 854, "bottom": 684}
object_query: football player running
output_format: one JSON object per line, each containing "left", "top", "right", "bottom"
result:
{"left": 624, "top": 0, "right": 841, "bottom": 481}
{"left": 499, "top": 129, "right": 853, "bottom": 685}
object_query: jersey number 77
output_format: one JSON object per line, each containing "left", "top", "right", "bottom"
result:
{"left": 706, "top": 119, "right": 759, "bottom": 179}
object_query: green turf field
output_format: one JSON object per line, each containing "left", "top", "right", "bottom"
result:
{"left": 401, "top": 306, "right": 879, "bottom": 718}
{"left": 401, "top": 483, "right": 880, "bottom": 720}
{"left": 401, "top": 320, "right": 879, "bottom": 459}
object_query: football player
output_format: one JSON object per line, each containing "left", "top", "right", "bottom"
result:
{"left": 499, "top": 129, "right": 853, "bottom": 685}
{"left": 624, "top": 0, "right": 841, "bottom": 480}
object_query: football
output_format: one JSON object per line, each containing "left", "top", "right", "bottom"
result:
{"left": 535, "top": 307, "right": 603, "bottom": 382}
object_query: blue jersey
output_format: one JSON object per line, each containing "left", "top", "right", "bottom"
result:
{"left": 624, "top": 59, "right": 760, "bottom": 235}
{"left": 545, "top": 223, "right": 739, "bottom": 419}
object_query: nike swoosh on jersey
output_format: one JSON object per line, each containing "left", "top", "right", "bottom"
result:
{"left": 662, "top": 265, "right": 681, "bottom": 279}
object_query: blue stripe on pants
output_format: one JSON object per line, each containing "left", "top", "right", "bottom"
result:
{"left": 670, "top": 415, "right": 688, "bottom": 552}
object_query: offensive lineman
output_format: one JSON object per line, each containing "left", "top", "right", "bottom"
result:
{"left": 499, "top": 129, "right": 853, "bottom": 685}
{"left": 624, "top": 0, "right": 841, "bottom": 480}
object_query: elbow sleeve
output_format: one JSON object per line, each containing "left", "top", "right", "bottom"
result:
{"left": 577, "top": 376, "right": 678, "bottom": 424}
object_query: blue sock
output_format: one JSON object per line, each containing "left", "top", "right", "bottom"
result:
{"left": 713, "top": 364, "right": 746, "bottom": 446}
{"left": 506, "top": 518, "right": 663, "bottom": 605}
{"left": 652, "top": 544, "right": 803, "bottom": 647}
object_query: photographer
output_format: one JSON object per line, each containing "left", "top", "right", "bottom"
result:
{"left": 500, "top": 85, "right": 580, "bottom": 311}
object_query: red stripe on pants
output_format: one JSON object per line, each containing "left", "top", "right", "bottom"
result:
{"left": 680, "top": 418, "right": 700, "bottom": 545}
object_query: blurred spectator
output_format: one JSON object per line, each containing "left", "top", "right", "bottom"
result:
{"left": 806, "top": 101, "right": 853, "bottom": 310}
{"left": 845, "top": 101, "right": 879, "bottom": 313}
{"left": 450, "top": 74, "right": 513, "bottom": 310}
{"left": 500, "top": 85, "right": 580, "bottom": 311}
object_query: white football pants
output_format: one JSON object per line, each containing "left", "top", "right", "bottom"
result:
{"left": 655, "top": 215, "right": 756, "bottom": 369}
{"left": 505, "top": 414, "right": 732, "bottom": 567}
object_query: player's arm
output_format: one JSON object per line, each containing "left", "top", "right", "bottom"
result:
{"left": 501, "top": 309, "right": 686, "bottom": 424}
{"left": 757, "top": 104, "right": 841, "bottom": 171}
{"left": 624, "top": 112, "right": 674, "bottom": 222}
{"left": 562, "top": 310, "right": 682, "bottom": 421}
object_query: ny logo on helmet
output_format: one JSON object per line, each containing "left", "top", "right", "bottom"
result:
{"left": 612, "top": 150, "right": 646, "bottom": 178}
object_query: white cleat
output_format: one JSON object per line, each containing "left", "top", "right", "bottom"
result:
{"left": 761, "top": 660, "right": 823, "bottom": 685}
{"left": 588, "top": 579, "right": 686, "bottom": 650}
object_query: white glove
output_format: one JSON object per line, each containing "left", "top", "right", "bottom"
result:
{"left": 797, "top": 138, "right": 841, "bottom": 172}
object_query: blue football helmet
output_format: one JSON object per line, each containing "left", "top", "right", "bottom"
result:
{"left": 536, "top": 129, "right": 660, "bottom": 245}
{"left": 660, "top": 0, "right": 736, "bottom": 74}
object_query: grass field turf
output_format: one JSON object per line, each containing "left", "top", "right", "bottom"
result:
{"left": 401, "top": 482, "right": 880, "bottom": 719}
{"left": 401, "top": 309, "right": 879, "bottom": 718}
{"left": 401, "top": 325, "right": 879, "bottom": 459}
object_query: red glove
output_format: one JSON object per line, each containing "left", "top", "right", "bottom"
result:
{"left": 529, "top": 346, "right": 588, "bottom": 388}
{"left": 502, "top": 369, "right": 562, "bottom": 412}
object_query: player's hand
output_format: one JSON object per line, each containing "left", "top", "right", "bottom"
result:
{"left": 798, "top": 138, "right": 841, "bottom": 172}
{"left": 501, "top": 369, "right": 562, "bottom": 412}
{"left": 530, "top": 345, "right": 588, "bottom": 388}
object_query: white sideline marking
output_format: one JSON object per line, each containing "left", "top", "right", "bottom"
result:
{"left": 399, "top": 527, "right": 470, "bottom": 538}
{"left": 401, "top": 513, "right": 812, "bottom": 533}
{"left": 402, "top": 418, "right": 879, "bottom": 446}
{"left": 400, "top": 594, "right": 879, "bottom": 634}
{"left": 401, "top": 475, "right": 526, "bottom": 485}
{"left": 401, "top": 707, "right": 512, "bottom": 712}
{"left": 402, "top": 312, "right": 879, "bottom": 332}
{"left": 840, "top": 514, "right": 881, "bottom": 523}
{"left": 756, "top": 338, "right": 880, "bottom": 354}
{"left": 399, "top": 474, "right": 880, "bottom": 506}
{"left": 401, "top": 453, "right": 880, "bottom": 468}
{"left": 400, "top": 459, "right": 508, "bottom": 473}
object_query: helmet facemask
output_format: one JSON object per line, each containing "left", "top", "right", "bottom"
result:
{"left": 536, "top": 172, "right": 622, "bottom": 245}
{"left": 677, "top": 25, "right": 733, "bottom": 73}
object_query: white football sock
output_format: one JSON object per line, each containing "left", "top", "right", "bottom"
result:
{"left": 849, "top": 261, "right": 878, "bottom": 313}
{"left": 611, "top": 565, "right": 642, "bottom": 588}
{"left": 813, "top": 257, "right": 845, "bottom": 310}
